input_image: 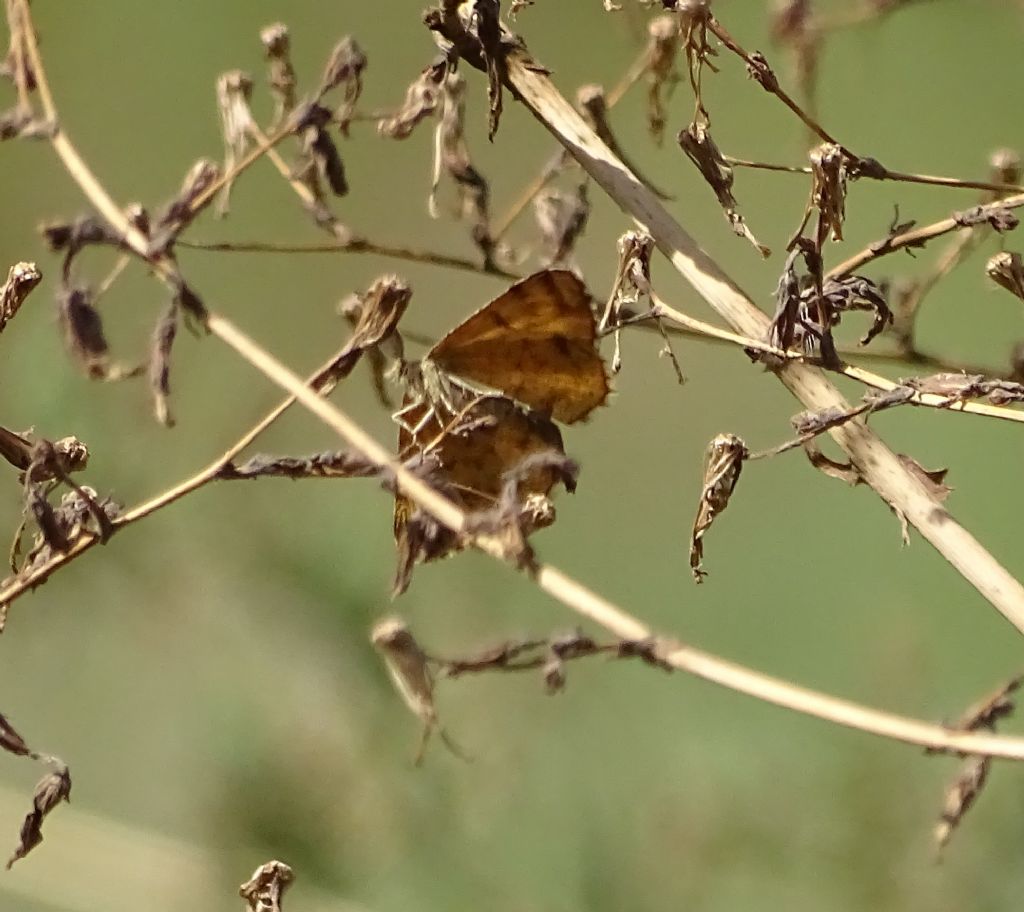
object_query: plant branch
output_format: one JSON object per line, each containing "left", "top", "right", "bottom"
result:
{"left": 177, "top": 237, "right": 518, "bottom": 279}
{"left": 12, "top": 0, "right": 1024, "bottom": 768}
{"left": 828, "top": 192, "right": 1024, "bottom": 278}
{"left": 501, "top": 44, "right": 1024, "bottom": 634}
{"left": 725, "top": 156, "right": 1024, "bottom": 196}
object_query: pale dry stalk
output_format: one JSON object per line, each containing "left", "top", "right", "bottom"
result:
{"left": 503, "top": 50, "right": 1024, "bottom": 635}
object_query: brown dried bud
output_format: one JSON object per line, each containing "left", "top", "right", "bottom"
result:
{"left": 689, "top": 433, "right": 748, "bottom": 583}
{"left": 215, "top": 70, "right": 254, "bottom": 215}
{"left": 157, "top": 158, "right": 223, "bottom": 232}
{"left": 240, "top": 860, "right": 294, "bottom": 912}
{"left": 0, "top": 261, "right": 41, "bottom": 334}
{"left": 378, "top": 60, "right": 445, "bottom": 140}
{"left": 261, "top": 23, "right": 296, "bottom": 126}
{"left": 810, "top": 142, "right": 847, "bottom": 242}
{"left": 987, "top": 251, "right": 1024, "bottom": 302}
{"left": 7, "top": 763, "right": 71, "bottom": 869}
{"left": 319, "top": 36, "right": 366, "bottom": 99}
{"left": 58, "top": 288, "right": 109, "bottom": 379}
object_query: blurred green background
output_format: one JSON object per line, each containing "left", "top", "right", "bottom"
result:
{"left": 2, "top": 1, "right": 1024, "bottom": 910}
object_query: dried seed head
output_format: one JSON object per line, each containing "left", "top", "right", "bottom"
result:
{"left": 0, "top": 261, "right": 41, "bottom": 334}
{"left": 378, "top": 60, "right": 446, "bottom": 140}
{"left": 58, "top": 288, "right": 110, "bottom": 379}
{"left": 809, "top": 142, "right": 847, "bottom": 242}
{"left": 986, "top": 251, "right": 1024, "bottom": 302}
{"left": 260, "top": 22, "right": 290, "bottom": 57}
{"left": 216, "top": 70, "right": 254, "bottom": 141}
{"left": 240, "top": 860, "right": 294, "bottom": 912}
{"left": 319, "top": 36, "right": 367, "bottom": 100}
{"left": 689, "top": 433, "right": 748, "bottom": 583}
{"left": 215, "top": 70, "right": 254, "bottom": 216}
{"left": 261, "top": 23, "right": 297, "bottom": 127}
{"left": 152, "top": 159, "right": 223, "bottom": 250}
{"left": 644, "top": 15, "right": 681, "bottom": 144}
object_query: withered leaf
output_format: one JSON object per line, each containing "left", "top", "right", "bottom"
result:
{"left": 317, "top": 36, "right": 367, "bottom": 129}
{"left": 897, "top": 454, "right": 952, "bottom": 503}
{"left": 643, "top": 15, "right": 681, "bottom": 145}
{"left": 370, "top": 617, "right": 466, "bottom": 764}
{"left": 430, "top": 71, "right": 494, "bottom": 268}
{"left": 7, "top": 763, "right": 71, "bottom": 869}
{"left": 690, "top": 433, "right": 748, "bottom": 582}
{"left": 932, "top": 675, "right": 1022, "bottom": 855}
{"left": 677, "top": 121, "right": 768, "bottom": 257}
{"left": 958, "top": 205, "right": 1019, "bottom": 233}
{"left": 0, "top": 712, "right": 30, "bottom": 757}
{"left": 801, "top": 440, "right": 862, "bottom": 486}
{"left": 578, "top": 83, "right": 673, "bottom": 202}
{"left": 240, "top": 860, "right": 294, "bottom": 912}
{"left": 935, "top": 754, "right": 989, "bottom": 855}
{"left": 464, "top": 450, "right": 578, "bottom": 573}
{"left": 261, "top": 23, "right": 297, "bottom": 127}
{"left": 424, "top": 270, "right": 609, "bottom": 424}
{"left": 987, "top": 251, "right": 1024, "bottom": 302}
{"left": 58, "top": 287, "right": 109, "bottom": 379}
{"left": 0, "top": 261, "right": 41, "bottom": 334}
{"left": 377, "top": 59, "right": 446, "bottom": 140}
{"left": 149, "top": 300, "right": 178, "bottom": 427}
{"left": 18, "top": 486, "right": 121, "bottom": 575}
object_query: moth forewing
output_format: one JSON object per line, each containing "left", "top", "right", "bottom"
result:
{"left": 689, "top": 433, "right": 748, "bottom": 582}
{"left": 423, "top": 270, "right": 609, "bottom": 424}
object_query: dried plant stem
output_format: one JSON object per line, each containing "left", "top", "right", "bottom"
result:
{"left": 828, "top": 192, "right": 1024, "bottom": 278}
{"left": 503, "top": 49, "right": 1024, "bottom": 634}
{"left": 706, "top": 17, "right": 852, "bottom": 157}
{"left": 645, "top": 292, "right": 796, "bottom": 359}
{"left": 726, "top": 157, "right": 1024, "bottom": 197}
{"left": 8, "top": 307, "right": 1024, "bottom": 760}
{"left": 193, "top": 312, "right": 1024, "bottom": 761}
{"left": 178, "top": 238, "right": 518, "bottom": 279}
{"left": 644, "top": 294, "right": 1024, "bottom": 425}
{"left": 14, "top": 0, "right": 1024, "bottom": 764}
{"left": 491, "top": 41, "right": 648, "bottom": 241}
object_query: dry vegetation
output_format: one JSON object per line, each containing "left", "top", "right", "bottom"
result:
{"left": 2, "top": 0, "right": 1024, "bottom": 899}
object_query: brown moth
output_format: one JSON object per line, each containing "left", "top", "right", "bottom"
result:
{"left": 419, "top": 269, "right": 609, "bottom": 425}
{"left": 393, "top": 389, "right": 572, "bottom": 594}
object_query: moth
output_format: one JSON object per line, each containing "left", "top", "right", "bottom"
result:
{"left": 400, "top": 269, "right": 609, "bottom": 428}
{"left": 392, "top": 269, "right": 604, "bottom": 591}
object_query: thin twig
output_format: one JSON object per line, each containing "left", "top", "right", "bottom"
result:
{"left": 726, "top": 156, "right": 1024, "bottom": 196}
{"left": 178, "top": 237, "right": 518, "bottom": 279}
{"left": 828, "top": 192, "right": 1024, "bottom": 278}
